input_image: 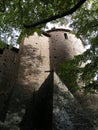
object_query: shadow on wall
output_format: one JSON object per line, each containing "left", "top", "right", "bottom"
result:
{"left": 5, "top": 40, "right": 50, "bottom": 127}
{"left": 7, "top": 43, "right": 45, "bottom": 117}
{"left": 0, "top": 48, "right": 20, "bottom": 121}
{"left": 18, "top": 44, "right": 43, "bottom": 91}
{"left": 19, "top": 72, "right": 53, "bottom": 130}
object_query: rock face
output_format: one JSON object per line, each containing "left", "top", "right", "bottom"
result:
{"left": 53, "top": 72, "right": 95, "bottom": 130}
{"left": 53, "top": 72, "right": 75, "bottom": 130}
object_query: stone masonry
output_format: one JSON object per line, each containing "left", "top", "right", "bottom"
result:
{"left": 0, "top": 28, "right": 98, "bottom": 130}
{"left": 17, "top": 29, "right": 84, "bottom": 91}
{"left": 0, "top": 48, "right": 21, "bottom": 121}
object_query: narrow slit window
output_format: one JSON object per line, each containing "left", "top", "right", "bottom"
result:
{"left": 0, "top": 48, "right": 4, "bottom": 54}
{"left": 64, "top": 33, "right": 68, "bottom": 39}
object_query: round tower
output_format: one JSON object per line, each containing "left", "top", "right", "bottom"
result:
{"left": 47, "top": 29, "right": 84, "bottom": 71}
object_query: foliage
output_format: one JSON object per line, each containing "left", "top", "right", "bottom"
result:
{"left": 0, "top": 0, "right": 80, "bottom": 45}
{"left": 58, "top": 57, "right": 82, "bottom": 93}
{"left": 0, "top": 40, "right": 8, "bottom": 49}
{"left": 59, "top": 0, "right": 98, "bottom": 93}
{"left": 59, "top": 53, "right": 98, "bottom": 93}
{"left": 73, "top": 0, "right": 98, "bottom": 93}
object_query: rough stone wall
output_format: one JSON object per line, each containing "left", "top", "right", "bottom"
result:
{"left": 53, "top": 72, "right": 94, "bottom": 130}
{"left": 0, "top": 30, "right": 98, "bottom": 130}
{"left": 17, "top": 33, "right": 50, "bottom": 91}
{"left": 48, "top": 29, "right": 84, "bottom": 71}
{"left": 17, "top": 29, "right": 84, "bottom": 91}
{"left": 19, "top": 72, "right": 53, "bottom": 130}
{"left": 17, "top": 29, "right": 98, "bottom": 130}
{"left": 0, "top": 29, "right": 97, "bottom": 130}
{"left": 0, "top": 49, "right": 20, "bottom": 93}
{"left": 0, "top": 48, "right": 21, "bottom": 121}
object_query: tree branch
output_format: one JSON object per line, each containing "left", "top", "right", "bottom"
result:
{"left": 24, "top": 0, "right": 87, "bottom": 28}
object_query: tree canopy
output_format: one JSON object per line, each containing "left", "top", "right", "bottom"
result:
{"left": 0, "top": 0, "right": 86, "bottom": 44}
{"left": 0, "top": 0, "right": 98, "bottom": 92}
{"left": 59, "top": 0, "right": 98, "bottom": 93}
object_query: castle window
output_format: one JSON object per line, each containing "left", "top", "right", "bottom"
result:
{"left": 64, "top": 33, "right": 68, "bottom": 39}
{"left": 0, "top": 48, "right": 4, "bottom": 54}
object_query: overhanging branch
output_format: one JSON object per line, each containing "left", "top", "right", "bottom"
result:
{"left": 24, "top": 0, "right": 86, "bottom": 28}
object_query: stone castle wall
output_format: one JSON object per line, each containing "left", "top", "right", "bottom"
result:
{"left": 17, "top": 33, "right": 50, "bottom": 91}
{"left": 0, "top": 49, "right": 20, "bottom": 93}
{"left": 0, "top": 29, "right": 98, "bottom": 130}
{"left": 17, "top": 29, "right": 84, "bottom": 91}
{"left": 18, "top": 30, "right": 97, "bottom": 129}
{"left": 0, "top": 48, "right": 21, "bottom": 121}
{"left": 47, "top": 29, "right": 84, "bottom": 71}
